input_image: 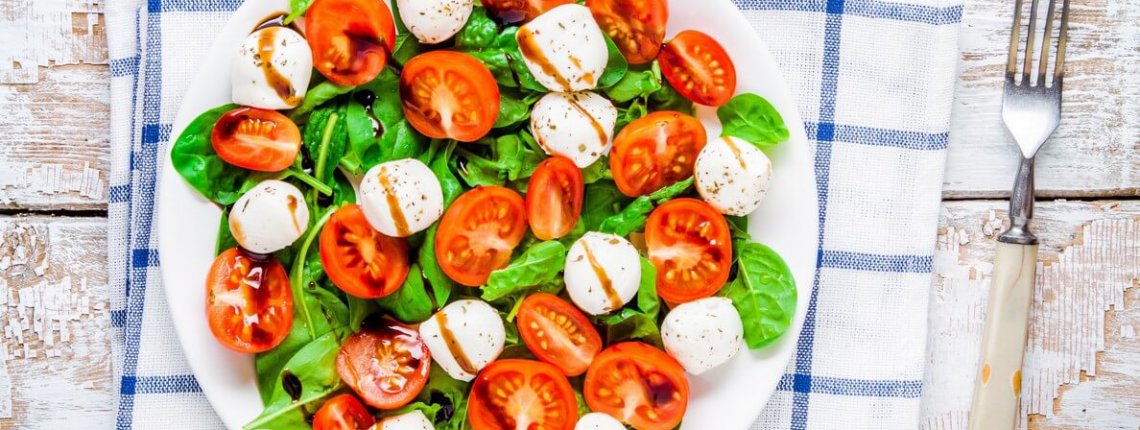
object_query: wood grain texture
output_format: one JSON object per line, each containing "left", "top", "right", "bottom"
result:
{"left": 0, "top": 0, "right": 106, "bottom": 84}
{"left": 944, "top": 0, "right": 1140, "bottom": 198}
{"left": 0, "top": 216, "right": 111, "bottom": 428}
{"left": 922, "top": 201, "right": 1140, "bottom": 430}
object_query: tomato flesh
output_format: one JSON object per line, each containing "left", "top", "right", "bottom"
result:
{"left": 468, "top": 359, "right": 578, "bottom": 430}
{"left": 435, "top": 186, "right": 527, "bottom": 287}
{"left": 483, "top": 0, "right": 574, "bottom": 23}
{"left": 584, "top": 342, "right": 689, "bottom": 430}
{"left": 211, "top": 107, "right": 301, "bottom": 172}
{"left": 611, "top": 111, "right": 707, "bottom": 197}
{"left": 659, "top": 30, "right": 737, "bottom": 107}
{"left": 525, "top": 157, "right": 584, "bottom": 240}
{"left": 306, "top": 0, "right": 396, "bottom": 86}
{"left": 337, "top": 318, "right": 431, "bottom": 410}
{"left": 400, "top": 51, "right": 501, "bottom": 142}
{"left": 517, "top": 293, "right": 602, "bottom": 376}
{"left": 320, "top": 204, "right": 410, "bottom": 299}
{"left": 586, "top": 0, "right": 668, "bottom": 65}
{"left": 205, "top": 248, "right": 293, "bottom": 353}
{"left": 313, "top": 394, "right": 375, "bottom": 430}
{"left": 645, "top": 198, "right": 732, "bottom": 303}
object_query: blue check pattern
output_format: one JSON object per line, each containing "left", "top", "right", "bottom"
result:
{"left": 107, "top": 0, "right": 962, "bottom": 429}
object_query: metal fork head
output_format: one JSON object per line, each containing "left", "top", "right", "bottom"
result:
{"left": 1001, "top": 0, "right": 1070, "bottom": 158}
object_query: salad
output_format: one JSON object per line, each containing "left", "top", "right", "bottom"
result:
{"left": 170, "top": 0, "right": 797, "bottom": 429}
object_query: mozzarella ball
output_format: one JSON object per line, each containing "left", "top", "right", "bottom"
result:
{"left": 419, "top": 300, "right": 506, "bottom": 382}
{"left": 229, "top": 180, "right": 309, "bottom": 254}
{"left": 397, "top": 0, "right": 473, "bottom": 44}
{"left": 531, "top": 91, "right": 617, "bottom": 168}
{"left": 575, "top": 413, "right": 625, "bottom": 430}
{"left": 232, "top": 27, "right": 312, "bottom": 110}
{"left": 516, "top": 4, "right": 608, "bottom": 92}
{"left": 564, "top": 232, "right": 640, "bottom": 315}
{"left": 359, "top": 159, "right": 444, "bottom": 237}
{"left": 695, "top": 136, "right": 774, "bottom": 216}
{"left": 373, "top": 410, "right": 433, "bottom": 430}
{"left": 661, "top": 297, "right": 745, "bottom": 375}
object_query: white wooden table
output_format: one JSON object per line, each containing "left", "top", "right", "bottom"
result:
{"left": 0, "top": 0, "right": 1135, "bottom": 428}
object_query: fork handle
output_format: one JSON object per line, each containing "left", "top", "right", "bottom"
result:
{"left": 968, "top": 241, "right": 1038, "bottom": 430}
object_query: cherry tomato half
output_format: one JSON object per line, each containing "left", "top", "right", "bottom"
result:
{"left": 468, "top": 359, "right": 578, "bottom": 430}
{"left": 658, "top": 30, "right": 737, "bottom": 107}
{"left": 482, "top": 0, "right": 574, "bottom": 24}
{"left": 400, "top": 51, "right": 501, "bottom": 142}
{"left": 206, "top": 248, "right": 293, "bottom": 353}
{"left": 337, "top": 318, "right": 431, "bottom": 410}
{"left": 584, "top": 342, "right": 689, "bottom": 430}
{"left": 435, "top": 186, "right": 527, "bottom": 287}
{"left": 525, "top": 157, "right": 584, "bottom": 240}
{"left": 320, "top": 204, "right": 410, "bottom": 299}
{"left": 586, "top": 0, "right": 668, "bottom": 65}
{"left": 313, "top": 394, "right": 375, "bottom": 430}
{"left": 610, "top": 111, "right": 707, "bottom": 197}
{"left": 211, "top": 107, "right": 302, "bottom": 172}
{"left": 306, "top": 0, "right": 396, "bottom": 86}
{"left": 517, "top": 293, "right": 603, "bottom": 377}
{"left": 645, "top": 198, "right": 732, "bottom": 303}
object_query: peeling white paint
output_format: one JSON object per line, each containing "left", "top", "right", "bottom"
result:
{"left": 0, "top": 0, "right": 107, "bottom": 84}
{"left": 0, "top": 162, "right": 104, "bottom": 204}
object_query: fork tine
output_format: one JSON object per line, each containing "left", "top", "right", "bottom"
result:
{"left": 1036, "top": 0, "right": 1058, "bottom": 85}
{"left": 1006, "top": 0, "right": 1024, "bottom": 81}
{"left": 1054, "top": 0, "right": 1071, "bottom": 85}
{"left": 1022, "top": 0, "right": 1041, "bottom": 84}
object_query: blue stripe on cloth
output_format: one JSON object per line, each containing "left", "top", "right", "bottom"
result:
{"left": 819, "top": 250, "right": 933, "bottom": 273}
{"left": 733, "top": 0, "right": 962, "bottom": 24}
{"left": 151, "top": 0, "right": 243, "bottom": 13}
{"left": 110, "top": 56, "right": 140, "bottom": 78}
{"left": 111, "top": 309, "right": 126, "bottom": 328}
{"left": 805, "top": 122, "right": 949, "bottom": 151}
{"left": 132, "top": 249, "right": 161, "bottom": 268}
{"left": 121, "top": 375, "right": 203, "bottom": 395}
{"left": 110, "top": 184, "right": 131, "bottom": 204}
{"left": 778, "top": 374, "right": 924, "bottom": 398}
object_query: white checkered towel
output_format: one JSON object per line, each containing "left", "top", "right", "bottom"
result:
{"left": 107, "top": 0, "right": 963, "bottom": 429}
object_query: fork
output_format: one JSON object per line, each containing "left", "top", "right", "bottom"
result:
{"left": 968, "top": 0, "right": 1070, "bottom": 428}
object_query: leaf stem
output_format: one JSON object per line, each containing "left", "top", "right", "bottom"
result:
{"left": 284, "top": 168, "right": 333, "bottom": 196}
{"left": 314, "top": 112, "right": 339, "bottom": 183}
{"left": 289, "top": 208, "right": 335, "bottom": 339}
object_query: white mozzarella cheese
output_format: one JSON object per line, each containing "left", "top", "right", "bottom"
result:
{"left": 232, "top": 26, "right": 312, "bottom": 110}
{"left": 373, "top": 410, "right": 433, "bottom": 430}
{"left": 419, "top": 300, "right": 506, "bottom": 382}
{"left": 660, "top": 297, "right": 745, "bottom": 375}
{"left": 229, "top": 180, "right": 310, "bottom": 254}
{"left": 564, "top": 232, "right": 640, "bottom": 315}
{"left": 574, "top": 413, "right": 626, "bottom": 430}
{"left": 516, "top": 4, "right": 608, "bottom": 92}
{"left": 359, "top": 159, "right": 444, "bottom": 238}
{"left": 694, "top": 136, "right": 773, "bottom": 216}
{"left": 396, "top": 0, "right": 473, "bottom": 44}
{"left": 531, "top": 91, "right": 617, "bottom": 168}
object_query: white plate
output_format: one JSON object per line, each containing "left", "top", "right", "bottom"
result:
{"left": 158, "top": 1, "right": 817, "bottom": 428}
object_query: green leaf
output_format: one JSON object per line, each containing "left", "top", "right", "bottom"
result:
{"left": 615, "top": 97, "right": 649, "bottom": 131}
{"left": 377, "top": 264, "right": 435, "bottom": 323}
{"left": 720, "top": 242, "right": 797, "bottom": 349}
{"left": 605, "top": 63, "right": 662, "bottom": 103}
{"left": 430, "top": 141, "right": 464, "bottom": 208}
{"left": 390, "top": 0, "right": 426, "bottom": 66}
{"left": 726, "top": 215, "right": 751, "bottom": 243}
{"left": 170, "top": 104, "right": 253, "bottom": 205}
{"left": 411, "top": 363, "right": 471, "bottom": 430}
{"left": 302, "top": 105, "right": 348, "bottom": 186}
{"left": 494, "top": 90, "right": 539, "bottom": 129}
{"left": 598, "top": 35, "right": 628, "bottom": 88}
{"left": 596, "top": 259, "right": 662, "bottom": 347}
{"left": 649, "top": 79, "right": 695, "bottom": 115}
{"left": 420, "top": 225, "right": 456, "bottom": 306}
{"left": 483, "top": 241, "right": 568, "bottom": 301}
{"left": 455, "top": 6, "right": 498, "bottom": 50}
{"left": 634, "top": 257, "right": 660, "bottom": 317}
{"left": 597, "top": 177, "right": 693, "bottom": 236}
{"left": 717, "top": 93, "right": 790, "bottom": 147}
{"left": 284, "top": 0, "right": 314, "bottom": 24}
{"left": 244, "top": 332, "right": 342, "bottom": 429}
{"left": 347, "top": 296, "right": 377, "bottom": 332}
{"left": 580, "top": 158, "right": 613, "bottom": 184}
{"left": 331, "top": 170, "right": 357, "bottom": 207}
{"left": 215, "top": 208, "right": 238, "bottom": 256}
{"left": 290, "top": 81, "right": 353, "bottom": 121}
{"left": 464, "top": 27, "right": 547, "bottom": 93}
{"left": 456, "top": 132, "right": 544, "bottom": 188}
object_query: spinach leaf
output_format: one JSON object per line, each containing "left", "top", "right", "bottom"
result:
{"left": 390, "top": 0, "right": 425, "bottom": 65}
{"left": 495, "top": 90, "right": 540, "bottom": 129}
{"left": 598, "top": 35, "right": 628, "bottom": 89}
{"left": 719, "top": 241, "right": 797, "bottom": 349}
{"left": 170, "top": 104, "right": 252, "bottom": 205}
{"left": 615, "top": 97, "right": 648, "bottom": 131}
{"left": 409, "top": 363, "right": 471, "bottom": 430}
{"left": 303, "top": 105, "right": 348, "bottom": 188}
{"left": 580, "top": 181, "right": 629, "bottom": 231}
{"left": 377, "top": 264, "right": 435, "bottom": 323}
{"left": 605, "top": 63, "right": 662, "bottom": 103}
{"left": 339, "top": 68, "right": 431, "bottom": 172}
{"left": 456, "top": 132, "right": 544, "bottom": 187}
{"left": 331, "top": 170, "right": 357, "bottom": 207}
{"left": 431, "top": 142, "right": 464, "bottom": 208}
{"left": 597, "top": 258, "right": 662, "bottom": 346}
{"left": 649, "top": 80, "right": 695, "bottom": 115}
{"left": 482, "top": 241, "right": 568, "bottom": 301}
{"left": 284, "top": 0, "right": 314, "bottom": 24}
{"left": 244, "top": 332, "right": 342, "bottom": 430}
{"left": 455, "top": 6, "right": 498, "bottom": 50}
{"left": 465, "top": 27, "right": 547, "bottom": 93}
{"left": 290, "top": 81, "right": 353, "bottom": 121}
{"left": 597, "top": 177, "right": 693, "bottom": 236}
{"left": 580, "top": 158, "right": 613, "bottom": 184}
{"left": 726, "top": 215, "right": 751, "bottom": 243}
{"left": 347, "top": 296, "right": 377, "bottom": 332}
{"left": 420, "top": 225, "right": 456, "bottom": 306}
{"left": 717, "top": 93, "right": 789, "bottom": 147}
{"left": 215, "top": 208, "right": 237, "bottom": 256}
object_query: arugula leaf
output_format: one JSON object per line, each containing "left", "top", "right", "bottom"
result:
{"left": 598, "top": 35, "right": 628, "bottom": 88}
{"left": 719, "top": 241, "right": 797, "bottom": 349}
{"left": 244, "top": 333, "right": 342, "bottom": 429}
{"left": 420, "top": 225, "right": 456, "bottom": 306}
{"left": 717, "top": 93, "right": 789, "bottom": 147}
{"left": 377, "top": 264, "right": 435, "bottom": 323}
{"left": 170, "top": 104, "right": 252, "bottom": 205}
{"left": 456, "top": 132, "right": 545, "bottom": 187}
{"left": 290, "top": 81, "right": 353, "bottom": 121}
{"left": 483, "top": 241, "right": 568, "bottom": 301}
{"left": 597, "top": 177, "right": 694, "bottom": 236}
{"left": 455, "top": 6, "right": 498, "bottom": 50}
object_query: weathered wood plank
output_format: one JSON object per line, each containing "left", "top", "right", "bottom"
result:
{"left": 922, "top": 200, "right": 1140, "bottom": 430}
{"left": 0, "top": 216, "right": 111, "bottom": 428}
{"left": 944, "top": 0, "right": 1140, "bottom": 198}
{"left": 0, "top": 0, "right": 106, "bottom": 84}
